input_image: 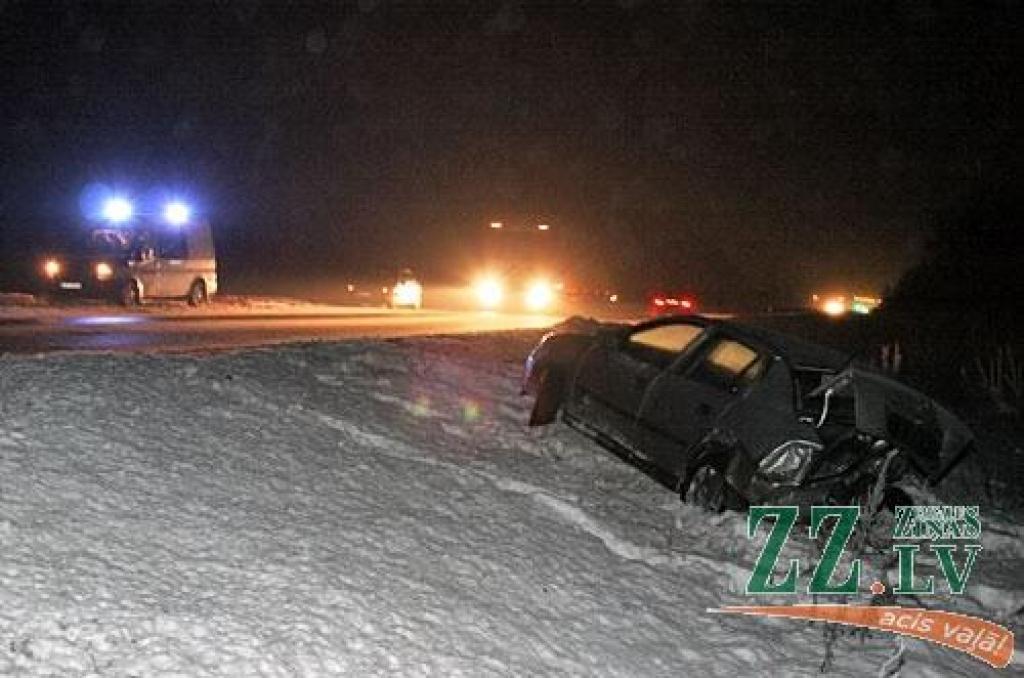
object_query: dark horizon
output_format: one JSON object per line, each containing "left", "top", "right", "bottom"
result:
{"left": 1, "top": 1, "right": 1016, "bottom": 308}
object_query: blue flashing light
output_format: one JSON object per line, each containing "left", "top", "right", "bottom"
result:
{"left": 164, "top": 201, "right": 190, "bottom": 226}
{"left": 102, "top": 197, "right": 133, "bottom": 223}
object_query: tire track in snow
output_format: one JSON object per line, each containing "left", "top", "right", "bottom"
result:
{"left": 508, "top": 482, "right": 749, "bottom": 590}
{"left": 234, "top": 370, "right": 764, "bottom": 603}
{"left": 310, "top": 407, "right": 749, "bottom": 590}
{"left": 250, "top": 369, "right": 1024, "bottom": 625}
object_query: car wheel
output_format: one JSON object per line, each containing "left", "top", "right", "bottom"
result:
{"left": 187, "top": 280, "right": 207, "bottom": 307}
{"left": 683, "top": 455, "right": 746, "bottom": 513}
{"left": 121, "top": 281, "right": 140, "bottom": 307}
{"left": 528, "top": 367, "right": 565, "bottom": 426}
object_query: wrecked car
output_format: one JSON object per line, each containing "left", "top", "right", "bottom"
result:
{"left": 523, "top": 315, "right": 973, "bottom": 512}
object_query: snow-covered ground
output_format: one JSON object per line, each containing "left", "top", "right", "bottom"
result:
{"left": 1, "top": 333, "right": 1021, "bottom": 676}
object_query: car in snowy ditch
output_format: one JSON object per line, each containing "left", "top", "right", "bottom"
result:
{"left": 522, "top": 315, "right": 974, "bottom": 512}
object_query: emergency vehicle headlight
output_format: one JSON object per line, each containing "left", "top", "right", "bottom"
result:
{"left": 95, "top": 262, "right": 114, "bottom": 281}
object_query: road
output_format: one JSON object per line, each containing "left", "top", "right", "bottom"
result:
{"left": 0, "top": 305, "right": 588, "bottom": 355}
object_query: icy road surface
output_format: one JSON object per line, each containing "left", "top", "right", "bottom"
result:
{"left": 1, "top": 333, "right": 1022, "bottom": 676}
{"left": 0, "top": 298, "right": 566, "bottom": 356}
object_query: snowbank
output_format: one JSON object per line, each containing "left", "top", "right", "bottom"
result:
{"left": 0, "top": 334, "right": 1020, "bottom": 676}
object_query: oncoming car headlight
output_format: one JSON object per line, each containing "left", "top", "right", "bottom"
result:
{"left": 474, "top": 276, "right": 503, "bottom": 309}
{"left": 95, "top": 262, "right": 114, "bottom": 281}
{"left": 524, "top": 279, "right": 555, "bottom": 312}
{"left": 758, "top": 439, "right": 823, "bottom": 484}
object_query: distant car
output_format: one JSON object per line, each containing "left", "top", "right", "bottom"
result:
{"left": 340, "top": 282, "right": 388, "bottom": 307}
{"left": 811, "top": 294, "right": 883, "bottom": 317}
{"left": 647, "top": 291, "right": 698, "bottom": 317}
{"left": 389, "top": 268, "right": 423, "bottom": 309}
{"left": 472, "top": 270, "right": 561, "bottom": 312}
{"left": 39, "top": 219, "right": 217, "bottom": 307}
{"left": 522, "top": 315, "right": 973, "bottom": 512}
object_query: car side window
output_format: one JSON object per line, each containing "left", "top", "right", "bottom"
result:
{"left": 624, "top": 323, "right": 704, "bottom": 368}
{"left": 157, "top": 231, "right": 188, "bottom": 259}
{"left": 689, "top": 338, "right": 763, "bottom": 391}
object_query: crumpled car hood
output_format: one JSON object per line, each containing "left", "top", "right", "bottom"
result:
{"left": 812, "top": 368, "right": 974, "bottom": 484}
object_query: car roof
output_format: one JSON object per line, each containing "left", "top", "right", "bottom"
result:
{"left": 638, "top": 315, "right": 850, "bottom": 370}
{"left": 721, "top": 320, "right": 850, "bottom": 369}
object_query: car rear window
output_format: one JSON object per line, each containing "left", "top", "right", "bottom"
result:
{"left": 626, "top": 323, "right": 703, "bottom": 367}
{"left": 629, "top": 323, "right": 702, "bottom": 352}
{"left": 186, "top": 224, "right": 215, "bottom": 259}
{"left": 157, "top": 230, "right": 188, "bottom": 259}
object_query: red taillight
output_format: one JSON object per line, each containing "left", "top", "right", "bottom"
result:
{"left": 681, "top": 299, "right": 692, "bottom": 309}
{"left": 653, "top": 297, "right": 666, "bottom": 306}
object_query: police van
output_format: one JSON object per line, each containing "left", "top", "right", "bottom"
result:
{"left": 39, "top": 198, "right": 218, "bottom": 306}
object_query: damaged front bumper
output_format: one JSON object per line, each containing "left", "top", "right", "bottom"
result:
{"left": 810, "top": 367, "right": 974, "bottom": 485}
{"left": 734, "top": 368, "right": 974, "bottom": 505}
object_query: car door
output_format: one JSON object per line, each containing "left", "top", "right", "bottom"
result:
{"left": 131, "top": 249, "right": 159, "bottom": 297}
{"left": 156, "top": 229, "right": 190, "bottom": 297}
{"left": 639, "top": 334, "right": 767, "bottom": 476}
{"left": 568, "top": 320, "right": 706, "bottom": 456}
{"left": 124, "top": 231, "right": 159, "bottom": 297}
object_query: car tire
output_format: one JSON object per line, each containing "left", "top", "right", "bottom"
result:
{"left": 187, "top": 280, "right": 207, "bottom": 307}
{"left": 528, "top": 367, "right": 565, "bottom": 426}
{"left": 121, "top": 281, "right": 140, "bottom": 307}
{"left": 682, "top": 453, "right": 746, "bottom": 513}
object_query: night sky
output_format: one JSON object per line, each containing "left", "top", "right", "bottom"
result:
{"left": 0, "top": 1, "right": 1016, "bottom": 307}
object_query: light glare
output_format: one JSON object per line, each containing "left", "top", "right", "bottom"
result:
{"left": 474, "top": 277, "right": 503, "bottom": 308}
{"left": 393, "top": 281, "right": 423, "bottom": 307}
{"left": 525, "top": 280, "right": 554, "bottom": 311}
{"left": 95, "top": 262, "right": 114, "bottom": 280}
{"left": 823, "top": 298, "right": 847, "bottom": 317}
{"left": 164, "top": 201, "right": 190, "bottom": 225}
{"left": 102, "top": 197, "right": 133, "bottom": 223}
